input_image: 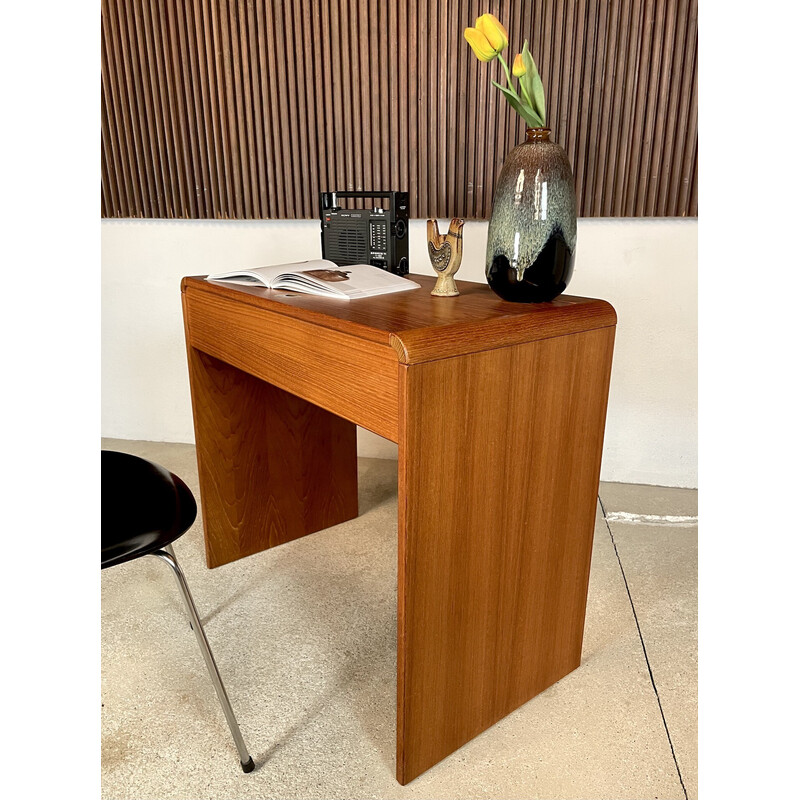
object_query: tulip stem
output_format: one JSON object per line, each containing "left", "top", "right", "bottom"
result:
{"left": 518, "top": 80, "right": 534, "bottom": 112}
{"left": 497, "top": 54, "right": 516, "bottom": 97}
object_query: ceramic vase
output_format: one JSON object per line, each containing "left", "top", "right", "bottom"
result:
{"left": 485, "top": 128, "right": 577, "bottom": 303}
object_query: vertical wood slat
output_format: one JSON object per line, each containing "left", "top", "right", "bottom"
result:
{"left": 396, "top": 0, "right": 407, "bottom": 204}
{"left": 683, "top": 34, "right": 699, "bottom": 217}
{"left": 591, "top": 0, "right": 620, "bottom": 216}
{"left": 146, "top": 0, "right": 179, "bottom": 217}
{"left": 177, "top": 0, "right": 209, "bottom": 216}
{"left": 357, "top": 0, "right": 372, "bottom": 206}
{"left": 443, "top": 0, "right": 455, "bottom": 216}
{"left": 261, "top": 0, "right": 286, "bottom": 217}
{"left": 417, "top": 1, "right": 428, "bottom": 216}
{"left": 233, "top": 1, "right": 256, "bottom": 217}
{"left": 328, "top": 1, "right": 345, "bottom": 206}
{"left": 101, "top": 0, "right": 698, "bottom": 220}
{"left": 101, "top": 23, "right": 126, "bottom": 216}
{"left": 311, "top": 2, "right": 329, "bottom": 212}
{"left": 132, "top": 1, "right": 168, "bottom": 217}
{"left": 634, "top": 0, "right": 667, "bottom": 216}
{"left": 218, "top": 1, "right": 244, "bottom": 216}
{"left": 245, "top": 0, "right": 265, "bottom": 217}
{"left": 349, "top": 0, "right": 363, "bottom": 202}
{"left": 100, "top": 88, "right": 119, "bottom": 216}
{"left": 162, "top": 0, "right": 196, "bottom": 217}
{"left": 658, "top": 0, "right": 689, "bottom": 216}
{"left": 479, "top": 0, "right": 500, "bottom": 220}
{"left": 612, "top": 0, "right": 642, "bottom": 216}
{"left": 624, "top": 0, "right": 654, "bottom": 216}
{"left": 674, "top": 0, "right": 698, "bottom": 215}
{"left": 210, "top": 0, "right": 234, "bottom": 216}
{"left": 293, "top": 1, "right": 312, "bottom": 215}
{"left": 472, "top": 0, "right": 489, "bottom": 218}
{"left": 102, "top": 10, "right": 131, "bottom": 216}
{"left": 125, "top": 0, "right": 162, "bottom": 216}
{"left": 601, "top": 0, "right": 630, "bottom": 216}
{"left": 644, "top": 0, "right": 677, "bottom": 215}
{"left": 199, "top": 0, "right": 224, "bottom": 216}
{"left": 106, "top": 0, "right": 149, "bottom": 216}
{"left": 453, "top": 0, "right": 467, "bottom": 218}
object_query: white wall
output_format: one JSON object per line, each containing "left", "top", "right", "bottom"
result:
{"left": 102, "top": 217, "right": 697, "bottom": 487}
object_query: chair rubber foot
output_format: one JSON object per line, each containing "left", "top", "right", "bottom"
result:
{"left": 241, "top": 757, "right": 255, "bottom": 773}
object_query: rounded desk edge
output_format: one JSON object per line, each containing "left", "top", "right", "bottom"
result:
{"left": 391, "top": 298, "right": 617, "bottom": 365}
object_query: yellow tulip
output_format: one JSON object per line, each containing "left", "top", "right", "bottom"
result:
{"left": 475, "top": 13, "right": 508, "bottom": 53}
{"left": 464, "top": 27, "right": 498, "bottom": 62}
{"left": 512, "top": 53, "right": 526, "bottom": 77}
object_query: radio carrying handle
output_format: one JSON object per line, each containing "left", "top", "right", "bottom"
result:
{"left": 319, "top": 191, "right": 407, "bottom": 218}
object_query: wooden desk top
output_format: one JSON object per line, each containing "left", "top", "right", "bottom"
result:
{"left": 182, "top": 274, "right": 616, "bottom": 365}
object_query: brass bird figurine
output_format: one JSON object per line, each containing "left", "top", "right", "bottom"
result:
{"left": 427, "top": 218, "right": 465, "bottom": 297}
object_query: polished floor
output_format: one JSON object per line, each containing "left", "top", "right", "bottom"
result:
{"left": 101, "top": 439, "right": 698, "bottom": 800}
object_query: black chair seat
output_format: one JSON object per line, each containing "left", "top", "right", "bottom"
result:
{"left": 102, "top": 450, "right": 197, "bottom": 569}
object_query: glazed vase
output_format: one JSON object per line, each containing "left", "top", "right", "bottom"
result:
{"left": 485, "top": 128, "right": 577, "bottom": 303}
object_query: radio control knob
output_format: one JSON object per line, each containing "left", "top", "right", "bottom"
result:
{"left": 395, "top": 219, "right": 406, "bottom": 239}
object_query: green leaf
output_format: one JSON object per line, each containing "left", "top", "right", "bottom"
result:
{"left": 492, "top": 80, "right": 544, "bottom": 128}
{"left": 520, "top": 40, "right": 546, "bottom": 126}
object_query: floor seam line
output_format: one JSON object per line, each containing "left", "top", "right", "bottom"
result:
{"left": 598, "top": 495, "right": 689, "bottom": 800}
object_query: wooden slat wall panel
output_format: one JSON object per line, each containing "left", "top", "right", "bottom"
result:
{"left": 101, "top": 0, "right": 698, "bottom": 219}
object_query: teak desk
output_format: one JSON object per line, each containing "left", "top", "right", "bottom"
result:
{"left": 181, "top": 274, "right": 616, "bottom": 784}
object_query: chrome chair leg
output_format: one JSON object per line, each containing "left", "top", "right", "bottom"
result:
{"left": 163, "top": 544, "right": 193, "bottom": 630}
{"left": 151, "top": 547, "right": 255, "bottom": 773}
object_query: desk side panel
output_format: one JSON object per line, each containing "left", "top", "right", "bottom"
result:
{"left": 184, "top": 346, "right": 359, "bottom": 568}
{"left": 183, "top": 285, "right": 400, "bottom": 442}
{"left": 396, "top": 326, "right": 615, "bottom": 783}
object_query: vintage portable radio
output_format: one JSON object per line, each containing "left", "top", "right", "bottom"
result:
{"left": 319, "top": 191, "right": 409, "bottom": 275}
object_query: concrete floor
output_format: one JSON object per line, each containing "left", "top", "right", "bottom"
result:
{"left": 101, "top": 439, "right": 697, "bottom": 800}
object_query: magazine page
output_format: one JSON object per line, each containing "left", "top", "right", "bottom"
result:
{"left": 207, "top": 259, "right": 337, "bottom": 287}
{"left": 273, "top": 264, "right": 420, "bottom": 299}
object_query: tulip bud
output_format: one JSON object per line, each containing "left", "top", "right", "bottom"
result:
{"left": 512, "top": 53, "right": 526, "bottom": 77}
{"left": 475, "top": 13, "right": 508, "bottom": 53}
{"left": 464, "top": 27, "right": 498, "bottom": 62}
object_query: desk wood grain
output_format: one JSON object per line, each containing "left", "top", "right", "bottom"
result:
{"left": 185, "top": 347, "right": 359, "bottom": 568}
{"left": 183, "top": 284, "right": 400, "bottom": 441}
{"left": 396, "top": 326, "right": 615, "bottom": 783}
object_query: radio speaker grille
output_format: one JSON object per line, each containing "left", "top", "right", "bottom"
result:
{"left": 328, "top": 228, "right": 367, "bottom": 264}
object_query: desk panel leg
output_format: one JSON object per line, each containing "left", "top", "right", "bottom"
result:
{"left": 186, "top": 347, "right": 359, "bottom": 568}
{"left": 396, "top": 328, "right": 615, "bottom": 784}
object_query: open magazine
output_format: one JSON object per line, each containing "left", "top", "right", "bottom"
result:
{"left": 206, "top": 259, "right": 419, "bottom": 301}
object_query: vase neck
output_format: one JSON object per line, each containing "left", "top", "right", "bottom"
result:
{"left": 526, "top": 127, "right": 551, "bottom": 142}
